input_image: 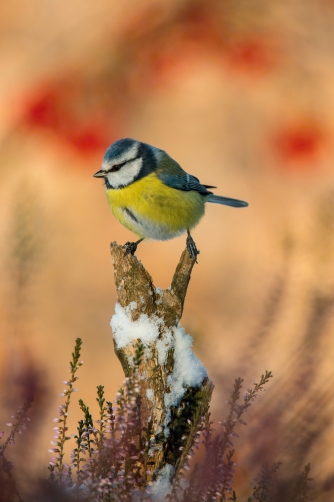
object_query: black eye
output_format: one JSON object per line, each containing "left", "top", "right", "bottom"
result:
{"left": 111, "top": 164, "right": 122, "bottom": 172}
{"left": 107, "top": 155, "right": 139, "bottom": 174}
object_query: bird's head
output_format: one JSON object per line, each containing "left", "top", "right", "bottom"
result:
{"left": 94, "top": 138, "right": 159, "bottom": 189}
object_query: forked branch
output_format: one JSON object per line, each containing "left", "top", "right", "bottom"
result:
{"left": 110, "top": 242, "right": 214, "bottom": 483}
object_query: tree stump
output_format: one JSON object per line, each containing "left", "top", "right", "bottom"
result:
{"left": 110, "top": 242, "right": 214, "bottom": 485}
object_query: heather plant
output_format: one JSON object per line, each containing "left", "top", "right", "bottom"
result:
{"left": 0, "top": 339, "right": 315, "bottom": 502}
{"left": 47, "top": 341, "right": 276, "bottom": 501}
{"left": 0, "top": 400, "right": 32, "bottom": 502}
{"left": 48, "top": 337, "right": 83, "bottom": 486}
{"left": 176, "top": 372, "right": 274, "bottom": 501}
{"left": 0, "top": 236, "right": 318, "bottom": 502}
{"left": 248, "top": 461, "right": 282, "bottom": 502}
{"left": 48, "top": 339, "right": 152, "bottom": 501}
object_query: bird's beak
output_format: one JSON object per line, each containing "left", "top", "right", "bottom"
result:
{"left": 93, "top": 169, "right": 106, "bottom": 178}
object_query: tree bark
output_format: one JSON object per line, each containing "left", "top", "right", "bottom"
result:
{"left": 110, "top": 242, "right": 214, "bottom": 482}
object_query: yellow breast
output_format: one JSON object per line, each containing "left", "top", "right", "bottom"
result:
{"left": 105, "top": 173, "right": 206, "bottom": 241}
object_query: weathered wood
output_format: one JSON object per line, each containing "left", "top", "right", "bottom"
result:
{"left": 110, "top": 242, "right": 214, "bottom": 481}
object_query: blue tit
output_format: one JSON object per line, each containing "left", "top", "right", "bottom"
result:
{"left": 93, "top": 138, "right": 248, "bottom": 261}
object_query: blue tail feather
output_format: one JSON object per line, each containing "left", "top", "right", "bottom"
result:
{"left": 208, "top": 195, "right": 248, "bottom": 207}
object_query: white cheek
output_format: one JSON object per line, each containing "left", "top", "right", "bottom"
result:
{"left": 106, "top": 158, "right": 143, "bottom": 188}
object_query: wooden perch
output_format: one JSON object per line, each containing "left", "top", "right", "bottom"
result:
{"left": 110, "top": 242, "right": 214, "bottom": 482}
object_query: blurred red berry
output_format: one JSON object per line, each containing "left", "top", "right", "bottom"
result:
{"left": 121, "top": 3, "right": 226, "bottom": 91}
{"left": 63, "top": 128, "right": 109, "bottom": 154}
{"left": 225, "top": 36, "right": 278, "bottom": 74}
{"left": 273, "top": 121, "right": 326, "bottom": 169}
{"left": 24, "top": 87, "right": 64, "bottom": 129}
{"left": 21, "top": 83, "right": 118, "bottom": 158}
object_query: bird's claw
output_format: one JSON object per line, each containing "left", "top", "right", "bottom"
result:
{"left": 123, "top": 241, "right": 138, "bottom": 256}
{"left": 186, "top": 233, "right": 200, "bottom": 263}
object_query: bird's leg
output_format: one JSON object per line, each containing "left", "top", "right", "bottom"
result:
{"left": 123, "top": 238, "right": 144, "bottom": 257}
{"left": 186, "top": 230, "right": 200, "bottom": 263}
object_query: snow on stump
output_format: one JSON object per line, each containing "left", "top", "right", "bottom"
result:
{"left": 110, "top": 242, "right": 214, "bottom": 487}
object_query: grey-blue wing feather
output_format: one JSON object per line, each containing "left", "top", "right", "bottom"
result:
{"left": 154, "top": 151, "right": 248, "bottom": 205}
{"left": 157, "top": 172, "right": 213, "bottom": 195}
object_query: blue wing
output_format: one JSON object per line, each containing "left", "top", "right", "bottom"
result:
{"left": 157, "top": 172, "right": 248, "bottom": 207}
{"left": 157, "top": 172, "right": 214, "bottom": 196}
{"left": 153, "top": 150, "right": 247, "bottom": 205}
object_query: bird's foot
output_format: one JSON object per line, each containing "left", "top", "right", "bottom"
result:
{"left": 186, "top": 232, "right": 200, "bottom": 263}
{"left": 123, "top": 241, "right": 138, "bottom": 256}
{"left": 123, "top": 238, "right": 144, "bottom": 257}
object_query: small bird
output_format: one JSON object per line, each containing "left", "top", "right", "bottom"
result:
{"left": 94, "top": 138, "right": 248, "bottom": 261}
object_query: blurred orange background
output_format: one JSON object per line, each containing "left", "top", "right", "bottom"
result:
{"left": 1, "top": 0, "right": 334, "bottom": 498}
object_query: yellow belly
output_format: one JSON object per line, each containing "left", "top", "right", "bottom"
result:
{"left": 106, "top": 173, "right": 206, "bottom": 240}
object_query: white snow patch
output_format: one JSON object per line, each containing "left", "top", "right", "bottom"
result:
{"left": 163, "top": 325, "right": 207, "bottom": 435}
{"left": 111, "top": 303, "right": 163, "bottom": 349}
{"left": 171, "top": 326, "right": 207, "bottom": 389}
{"left": 110, "top": 303, "right": 208, "bottom": 436}
{"left": 150, "top": 464, "right": 174, "bottom": 501}
{"left": 156, "top": 329, "right": 174, "bottom": 365}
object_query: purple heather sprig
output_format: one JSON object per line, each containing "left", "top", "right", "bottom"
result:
{"left": 48, "top": 337, "right": 83, "bottom": 485}
{"left": 77, "top": 369, "right": 146, "bottom": 501}
{"left": 249, "top": 461, "right": 282, "bottom": 501}
{"left": 0, "top": 400, "right": 32, "bottom": 502}
{"left": 215, "top": 371, "right": 273, "bottom": 500}
{"left": 181, "top": 371, "right": 273, "bottom": 502}
{"left": 0, "top": 400, "right": 32, "bottom": 455}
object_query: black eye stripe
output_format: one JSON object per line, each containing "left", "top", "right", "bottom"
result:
{"left": 106, "top": 155, "right": 141, "bottom": 174}
{"left": 110, "top": 163, "right": 123, "bottom": 172}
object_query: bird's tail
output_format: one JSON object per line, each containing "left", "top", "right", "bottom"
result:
{"left": 207, "top": 194, "right": 248, "bottom": 208}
